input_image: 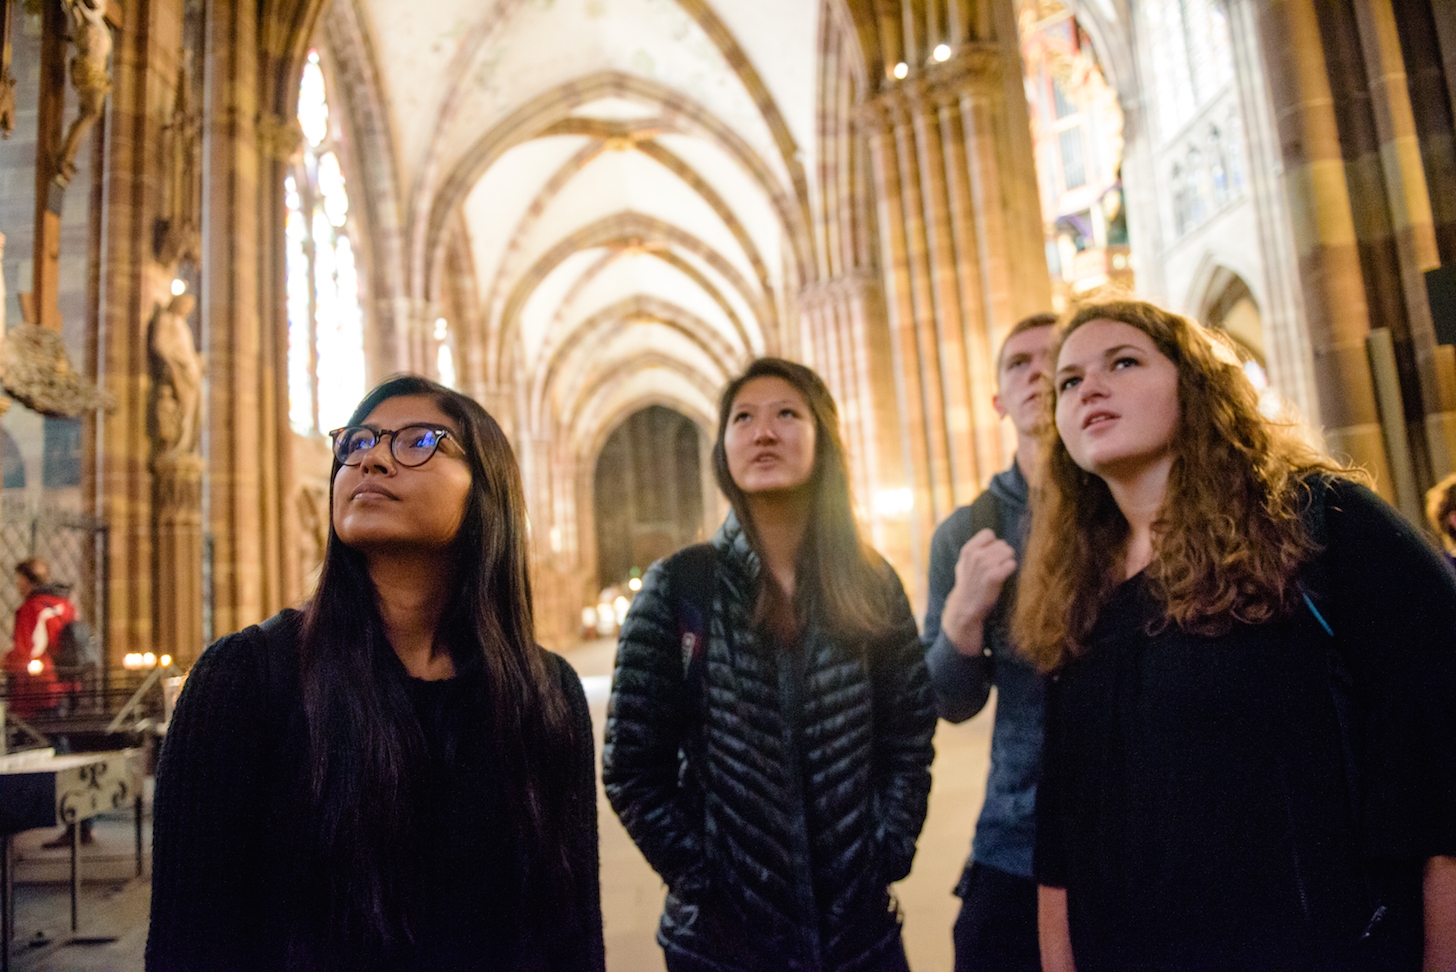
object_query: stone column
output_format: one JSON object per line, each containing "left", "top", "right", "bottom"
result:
{"left": 857, "top": 46, "right": 1052, "bottom": 534}
{"left": 1224, "top": 0, "right": 1321, "bottom": 428}
{"left": 1254, "top": 0, "right": 1395, "bottom": 493}
{"left": 96, "top": 0, "right": 186, "bottom": 662}
{"left": 202, "top": 0, "right": 287, "bottom": 634}
{"left": 1351, "top": 0, "right": 1456, "bottom": 482}
{"left": 152, "top": 453, "right": 204, "bottom": 663}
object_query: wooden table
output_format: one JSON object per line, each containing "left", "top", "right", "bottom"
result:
{"left": 0, "top": 749, "right": 143, "bottom": 971}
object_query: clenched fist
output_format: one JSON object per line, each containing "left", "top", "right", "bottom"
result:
{"left": 940, "top": 529, "right": 1017, "bottom": 657}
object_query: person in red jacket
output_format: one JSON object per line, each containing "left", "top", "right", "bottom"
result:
{"left": 8, "top": 558, "right": 77, "bottom": 719}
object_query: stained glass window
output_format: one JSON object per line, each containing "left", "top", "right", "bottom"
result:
{"left": 285, "top": 49, "right": 366, "bottom": 436}
{"left": 1143, "top": 0, "right": 1234, "bottom": 143}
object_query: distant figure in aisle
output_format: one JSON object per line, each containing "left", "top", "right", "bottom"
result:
{"left": 1022, "top": 300, "right": 1456, "bottom": 972}
{"left": 11, "top": 558, "right": 93, "bottom": 848}
{"left": 8, "top": 558, "right": 77, "bottom": 719}
{"left": 147, "top": 375, "right": 604, "bottom": 972}
{"left": 1427, "top": 472, "right": 1456, "bottom": 574}
{"left": 604, "top": 358, "right": 936, "bottom": 972}
{"left": 920, "top": 313, "right": 1055, "bottom": 972}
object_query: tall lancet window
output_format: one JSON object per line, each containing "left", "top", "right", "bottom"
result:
{"left": 285, "top": 48, "right": 366, "bottom": 436}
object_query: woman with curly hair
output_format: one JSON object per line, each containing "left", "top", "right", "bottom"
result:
{"left": 1017, "top": 301, "right": 1456, "bottom": 972}
{"left": 1426, "top": 473, "right": 1456, "bottom": 573}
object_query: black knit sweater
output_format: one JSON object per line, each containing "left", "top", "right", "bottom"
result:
{"left": 145, "top": 609, "right": 604, "bottom": 972}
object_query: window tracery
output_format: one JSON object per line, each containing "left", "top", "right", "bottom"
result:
{"left": 285, "top": 48, "right": 366, "bottom": 436}
{"left": 1168, "top": 115, "right": 1249, "bottom": 238}
{"left": 1143, "top": 0, "right": 1234, "bottom": 143}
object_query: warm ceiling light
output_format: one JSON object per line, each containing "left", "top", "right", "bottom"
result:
{"left": 893, "top": 61, "right": 909, "bottom": 80}
{"left": 933, "top": 44, "right": 952, "bottom": 62}
{"left": 171, "top": 278, "right": 187, "bottom": 296}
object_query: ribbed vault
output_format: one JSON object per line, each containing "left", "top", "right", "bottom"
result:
{"left": 325, "top": 0, "right": 821, "bottom": 636}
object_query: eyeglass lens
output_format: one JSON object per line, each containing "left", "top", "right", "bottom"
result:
{"left": 333, "top": 426, "right": 447, "bottom": 467}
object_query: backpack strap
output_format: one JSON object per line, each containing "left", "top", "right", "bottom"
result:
{"left": 966, "top": 488, "right": 1004, "bottom": 541}
{"left": 1299, "top": 478, "right": 1386, "bottom": 936}
{"left": 664, "top": 543, "right": 716, "bottom": 696}
{"left": 965, "top": 489, "right": 1012, "bottom": 643}
{"left": 1298, "top": 478, "right": 1359, "bottom": 813}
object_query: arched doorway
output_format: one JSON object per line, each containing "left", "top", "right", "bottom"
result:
{"left": 1204, "top": 270, "right": 1266, "bottom": 363}
{"left": 592, "top": 405, "right": 708, "bottom": 589}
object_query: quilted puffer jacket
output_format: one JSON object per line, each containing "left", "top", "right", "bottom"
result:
{"left": 603, "top": 515, "right": 937, "bottom": 972}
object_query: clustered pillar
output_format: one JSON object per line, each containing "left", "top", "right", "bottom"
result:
{"left": 1253, "top": 0, "right": 1456, "bottom": 517}
{"left": 857, "top": 47, "right": 1049, "bottom": 570}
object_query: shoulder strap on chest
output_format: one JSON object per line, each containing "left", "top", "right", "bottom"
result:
{"left": 1297, "top": 479, "right": 1379, "bottom": 916}
{"left": 665, "top": 543, "right": 716, "bottom": 688}
{"left": 967, "top": 488, "right": 1004, "bottom": 540}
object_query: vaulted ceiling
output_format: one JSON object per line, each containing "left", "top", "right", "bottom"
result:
{"left": 340, "top": 0, "right": 825, "bottom": 449}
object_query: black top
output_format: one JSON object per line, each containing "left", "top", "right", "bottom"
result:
{"left": 1034, "top": 480, "right": 1456, "bottom": 972}
{"left": 146, "top": 610, "right": 604, "bottom": 972}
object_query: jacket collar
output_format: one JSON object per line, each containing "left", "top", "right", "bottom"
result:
{"left": 711, "top": 510, "right": 760, "bottom": 584}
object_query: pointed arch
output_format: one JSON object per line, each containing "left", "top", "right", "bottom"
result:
{"left": 532, "top": 295, "right": 748, "bottom": 429}
{"left": 493, "top": 213, "right": 770, "bottom": 384}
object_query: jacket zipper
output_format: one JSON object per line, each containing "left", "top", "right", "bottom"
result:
{"left": 779, "top": 640, "right": 823, "bottom": 971}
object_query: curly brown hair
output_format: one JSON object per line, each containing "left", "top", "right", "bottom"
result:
{"left": 1427, "top": 473, "right": 1456, "bottom": 553}
{"left": 1013, "top": 299, "right": 1350, "bottom": 671}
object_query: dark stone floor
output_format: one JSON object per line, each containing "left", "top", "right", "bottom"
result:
{"left": 5, "top": 798, "right": 152, "bottom": 972}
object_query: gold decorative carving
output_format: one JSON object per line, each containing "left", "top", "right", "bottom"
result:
{"left": 255, "top": 110, "right": 304, "bottom": 162}
{"left": 0, "top": 324, "right": 113, "bottom": 416}
{"left": 54, "top": 0, "right": 113, "bottom": 187}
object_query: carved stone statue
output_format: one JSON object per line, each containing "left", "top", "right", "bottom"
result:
{"left": 0, "top": 323, "right": 112, "bottom": 416}
{"left": 297, "top": 480, "right": 330, "bottom": 584}
{"left": 0, "top": 67, "right": 15, "bottom": 139}
{"left": 1, "top": 0, "right": 16, "bottom": 138}
{"left": 55, "top": 0, "right": 112, "bottom": 187}
{"left": 156, "top": 67, "right": 201, "bottom": 267}
{"left": 149, "top": 294, "right": 202, "bottom": 457}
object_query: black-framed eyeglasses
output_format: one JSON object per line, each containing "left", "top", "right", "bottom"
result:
{"left": 328, "top": 425, "right": 459, "bottom": 468}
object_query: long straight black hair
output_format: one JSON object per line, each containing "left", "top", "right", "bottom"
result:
{"left": 712, "top": 357, "right": 895, "bottom": 643}
{"left": 297, "top": 375, "right": 576, "bottom": 961}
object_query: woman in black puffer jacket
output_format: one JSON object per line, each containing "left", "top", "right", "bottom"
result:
{"left": 603, "top": 358, "right": 937, "bottom": 972}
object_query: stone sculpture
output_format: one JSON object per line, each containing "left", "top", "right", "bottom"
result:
{"left": 297, "top": 479, "right": 330, "bottom": 582}
{"left": 55, "top": 0, "right": 112, "bottom": 187}
{"left": 156, "top": 67, "right": 201, "bottom": 267}
{"left": 149, "top": 294, "right": 202, "bottom": 457}
{"left": 0, "top": 323, "right": 111, "bottom": 415}
{"left": 0, "top": 0, "right": 16, "bottom": 139}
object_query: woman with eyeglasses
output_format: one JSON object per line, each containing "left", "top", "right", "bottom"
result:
{"left": 603, "top": 358, "right": 936, "bottom": 972}
{"left": 1018, "top": 302, "right": 1456, "bottom": 972}
{"left": 147, "top": 375, "right": 604, "bottom": 972}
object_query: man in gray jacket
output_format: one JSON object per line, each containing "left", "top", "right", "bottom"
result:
{"left": 921, "top": 313, "right": 1055, "bottom": 972}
